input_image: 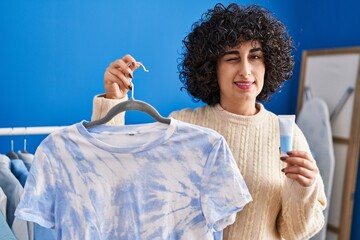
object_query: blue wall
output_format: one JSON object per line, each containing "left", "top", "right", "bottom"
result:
{"left": 0, "top": 0, "right": 296, "bottom": 153}
{"left": 1, "top": 0, "right": 360, "bottom": 238}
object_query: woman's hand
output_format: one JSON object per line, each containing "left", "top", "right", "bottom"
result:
{"left": 281, "top": 151, "right": 319, "bottom": 187}
{"left": 104, "top": 54, "right": 141, "bottom": 99}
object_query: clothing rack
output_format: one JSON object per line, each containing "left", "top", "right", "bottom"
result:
{"left": 0, "top": 126, "right": 66, "bottom": 136}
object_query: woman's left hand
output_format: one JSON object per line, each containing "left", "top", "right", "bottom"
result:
{"left": 280, "top": 151, "right": 319, "bottom": 187}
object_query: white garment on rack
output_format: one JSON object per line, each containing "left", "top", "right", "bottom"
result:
{"left": 0, "top": 187, "right": 7, "bottom": 218}
{"left": 17, "top": 151, "right": 34, "bottom": 171}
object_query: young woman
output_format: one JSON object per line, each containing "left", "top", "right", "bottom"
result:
{"left": 91, "top": 3, "right": 326, "bottom": 239}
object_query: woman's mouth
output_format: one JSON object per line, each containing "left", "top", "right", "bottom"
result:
{"left": 234, "top": 81, "right": 253, "bottom": 90}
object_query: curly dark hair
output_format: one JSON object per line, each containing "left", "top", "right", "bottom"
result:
{"left": 178, "top": 3, "right": 295, "bottom": 105}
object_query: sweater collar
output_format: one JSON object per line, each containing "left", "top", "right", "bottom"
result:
{"left": 211, "top": 103, "right": 267, "bottom": 126}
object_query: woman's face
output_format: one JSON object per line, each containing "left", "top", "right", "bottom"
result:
{"left": 216, "top": 40, "right": 265, "bottom": 114}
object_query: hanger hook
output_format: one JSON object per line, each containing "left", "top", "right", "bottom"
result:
{"left": 137, "top": 62, "right": 149, "bottom": 72}
{"left": 11, "top": 128, "right": 14, "bottom": 152}
{"left": 131, "top": 82, "right": 135, "bottom": 99}
{"left": 24, "top": 127, "right": 27, "bottom": 152}
{"left": 128, "top": 62, "right": 149, "bottom": 100}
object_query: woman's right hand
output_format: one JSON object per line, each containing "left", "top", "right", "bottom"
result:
{"left": 104, "top": 54, "right": 141, "bottom": 99}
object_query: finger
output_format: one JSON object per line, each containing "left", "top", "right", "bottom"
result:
{"left": 281, "top": 155, "right": 317, "bottom": 171}
{"left": 123, "top": 54, "right": 141, "bottom": 71}
{"left": 284, "top": 173, "right": 315, "bottom": 187}
{"left": 105, "top": 70, "right": 129, "bottom": 90}
{"left": 107, "top": 66, "right": 132, "bottom": 89}
{"left": 287, "top": 151, "right": 315, "bottom": 163}
{"left": 282, "top": 165, "right": 315, "bottom": 179}
{"left": 109, "top": 58, "right": 126, "bottom": 69}
{"left": 109, "top": 59, "right": 134, "bottom": 79}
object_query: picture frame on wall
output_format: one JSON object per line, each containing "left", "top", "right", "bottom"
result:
{"left": 297, "top": 46, "right": 360, "bottom": 240}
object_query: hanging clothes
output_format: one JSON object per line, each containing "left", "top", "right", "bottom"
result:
{"left": 1, "top": 186, "right": 16, "bottom": 239}
{"left": 0, "top": 154, "right": 33, "bottom": 240}
{"left": 15, "top": 119, "right": 252, "bottom": 240}
{"left": 0, "top": 187, "right": 7, "bottom": 218}
{"left": 17, "top": 151, "right": 34, "bottom": 171}
{"left": 10, "top": 152, "right": 56, "bottom": 240}
{"left": 0, "top": 212, "right": 16, "bottom": 240}
{"left": 0, "top": 155, "right": 24, "bottom": 227}
{"left": 0, "top": 125, "right": 61, "bottom": 240}
{"left": 10, "top": 158, "right": 29, "bottom": 187}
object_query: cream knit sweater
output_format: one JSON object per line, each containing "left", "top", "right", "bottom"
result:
{"left": 92, "top": 95, "right": 327, "bottom": 240}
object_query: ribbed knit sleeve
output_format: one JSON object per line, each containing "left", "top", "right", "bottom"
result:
{"left": 278, "top": 125, "right": 327, "bottom": 240}
{"left": 91, "top": 94, "right": 128, "bottom": 125}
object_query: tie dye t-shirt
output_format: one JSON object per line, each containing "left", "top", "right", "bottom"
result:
{"left": 15, "top": 119, "right": 252, "bottom": 240}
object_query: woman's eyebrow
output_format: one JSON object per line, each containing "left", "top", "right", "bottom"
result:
{"left": 250, "top": 47, "right": 263, "bottom": 53}
{"left": 224, "top": 50, "right": 239, "bottom": 55}
{"left": 224, "top": 48, "right": 263, "bottom": 55}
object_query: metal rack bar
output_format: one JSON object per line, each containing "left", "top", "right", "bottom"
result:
{"left": 0, "top": 126, "right": 66, "bottom": 136}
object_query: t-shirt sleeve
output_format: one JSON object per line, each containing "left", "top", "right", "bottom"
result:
{"left": 201, "top": 136, "right": 252, "bottom": 232}
{"left": 15, "top": 146, "right": 57, "bottom": 229}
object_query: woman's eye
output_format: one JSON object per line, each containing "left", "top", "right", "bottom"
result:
{"left": 226, "top": 57, "right": 239, "bottom": 62}
{"left": 250, "top": 55, "right": 263, "bottom": 60}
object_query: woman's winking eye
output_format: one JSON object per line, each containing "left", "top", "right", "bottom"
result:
{"left": 222, "top": 48, "right": 264, "bottom": 63}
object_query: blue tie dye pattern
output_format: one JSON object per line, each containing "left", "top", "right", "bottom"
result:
{"left": 15, "top": 119, "right": 252, "bottom": 240}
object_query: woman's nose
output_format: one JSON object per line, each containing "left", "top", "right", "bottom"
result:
{"left": 238, "top": 60, "right": 251, "bottom": 78}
